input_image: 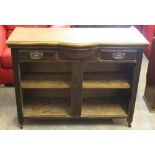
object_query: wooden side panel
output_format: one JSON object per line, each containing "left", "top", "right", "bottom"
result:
{"left": 11, "top": 49, "right": 24, "bottom": 125}
{"left": 127, "top": 50, "right": 143, "bottom": 125}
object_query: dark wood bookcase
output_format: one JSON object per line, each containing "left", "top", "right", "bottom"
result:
{"left": 7, "top": 27, "right": 148, "bottom": 128}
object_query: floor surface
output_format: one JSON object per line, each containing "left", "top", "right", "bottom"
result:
{"left": 0, "top": 55, "right": 155, "bottom": 130}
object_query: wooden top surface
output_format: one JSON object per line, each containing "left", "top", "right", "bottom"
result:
{"left": 6, "top": 27, "right": 149, "bottom": 47}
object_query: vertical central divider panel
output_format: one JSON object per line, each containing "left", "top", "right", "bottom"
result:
{"left": 71, "top": 61, "right": 84, "bottom": 116}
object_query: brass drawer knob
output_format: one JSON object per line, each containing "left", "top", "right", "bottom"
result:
{"left": 30, "top": 52, "right": 43, "bottom": 60}
{"left": 112, "top": 52, "right": 126, "bottom": 60}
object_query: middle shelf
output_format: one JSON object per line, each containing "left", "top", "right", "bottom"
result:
{"left": 21, "top": 79, "right": 131, "bottom": 89}
{"left": 21, "top": 80, "right": 71, "bottom": 89}
{"left": 83, "top": 80, "right": 130, "bottom": 89}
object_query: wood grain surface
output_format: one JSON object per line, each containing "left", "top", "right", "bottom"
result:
{"left": 21, "top": 80, "right": 71, "bottom": 89}
{"left": 7, "top": 27, "right": 149, "bottom": 47}
{"left": 82, "top": 98, "right": 127, "bottom": 118}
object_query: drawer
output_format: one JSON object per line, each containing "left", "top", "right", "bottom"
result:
{"left": 100, "top": 50, "right": 136, "bottom": 60}
{"left": 18, "top": 50, "right": 56, "bottom": 61}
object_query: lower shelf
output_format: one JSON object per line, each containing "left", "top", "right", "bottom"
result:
{"left": 82, "top": 98, "right": 128, "bottom": 118}
{"left": 23, "top": 97, "right": 128, "bottom": 119}
{"left": 23, "top": 98, "right": 70, "bottom": 118}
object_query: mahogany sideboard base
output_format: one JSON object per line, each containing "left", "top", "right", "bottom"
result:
{"left": 11, "top": 47, "right": 142, "bottom": 128}
{"left": 6, "top": 27, "right": 148, "bottom": 128}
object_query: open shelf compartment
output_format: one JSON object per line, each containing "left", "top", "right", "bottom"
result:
{"left": 81, "top": 97, "right": 128, "bottom": 118}
{"left": 83, "top": 72, "right": 131, "bottom": 89}
{"left": 23, "top": 97, "right": 71, "bottom": 118}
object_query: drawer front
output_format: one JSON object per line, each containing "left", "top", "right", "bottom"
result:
{"left": 100, "top": 50, "right": 136, "bottom": 60}
{"left": 18, "top": 50, "right": 56, "bottom": 61}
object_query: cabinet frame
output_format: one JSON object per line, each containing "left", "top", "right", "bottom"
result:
{"left": 7, "top": 27, "right": 148, "bottom": 128}
{"left": 11, "top": 47, "right": 144, "bottom": 128}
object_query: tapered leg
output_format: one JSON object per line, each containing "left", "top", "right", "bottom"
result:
{"left": 127, "top": 121, "right": 132, "bottom": 128}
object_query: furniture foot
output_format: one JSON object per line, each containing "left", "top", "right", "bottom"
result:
{"left": 19, "top": 123, "right": 23, "bottom": 129}
{"left": 19, "top": 120, "right": 24, "bottom": 129}
{"left": 128, "top": 122, "right": 132, "bottom": 128}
